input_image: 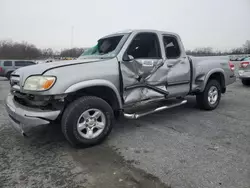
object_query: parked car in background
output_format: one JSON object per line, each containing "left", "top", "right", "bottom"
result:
{"left": 35, "top": 59, "right": 56, "bottom": 64}
{"left": 0, "top": 60, "right": 36, "bottom": 79}
{"left": 230, "top": 56, "right": 238, "bottom": 61}
{"left": 239, "top": 57, "right": 250, "bottom": 85}
{"left": 45, "top": 59, "right": 55, "bottom": 63}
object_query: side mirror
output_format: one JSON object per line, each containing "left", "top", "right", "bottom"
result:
{"left": 123, "top": 54, "right": 134, "bottom": 61}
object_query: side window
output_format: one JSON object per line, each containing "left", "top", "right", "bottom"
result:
{"left": 126, "top": 33, "right": 161, "bottom": 59}
{"left": 25, "top": 61, "right": 35, "bottom": 66}
{"left": 163, "top": 36, "right": 181, "bottom": 59}
{"left": 3, "top": 61, "right": 12, "bottom": 66}
{"left": 14, "top": 61, "right": 25, "bottom": 66}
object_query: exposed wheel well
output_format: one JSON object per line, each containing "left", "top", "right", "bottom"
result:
{"left": 65, "top": 86, "right": 121, "bottom": 111}
{"left": 207, "top": 72, "right": 226, "bottom": 93}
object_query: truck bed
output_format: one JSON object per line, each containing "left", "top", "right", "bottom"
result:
{"left": 189, "top": 55, "right": 235, "bottom": 93}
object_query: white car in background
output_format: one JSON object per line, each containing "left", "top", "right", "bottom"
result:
{"left": 36, "top": 59, "right": 55, "bottom": 64}
{"left": 238, "top": 57, "right": 250, "bottom": 85}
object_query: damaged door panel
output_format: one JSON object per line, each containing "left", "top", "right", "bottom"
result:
{"left": 121, "top": 58, "right": 170, "bottom": 104}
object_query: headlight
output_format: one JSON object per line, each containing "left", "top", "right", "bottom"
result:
{"left": 23, "top": 76, "right": 56, "bottom": 91}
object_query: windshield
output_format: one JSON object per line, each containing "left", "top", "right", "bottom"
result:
{"left": 79, "top": 35, "right": 125, "bottom": 59}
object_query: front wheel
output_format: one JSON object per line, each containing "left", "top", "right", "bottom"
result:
{"left": 61, "top": 96, "right": 114, "bottom": 147}
{"left": 196, "top": 79, "right": 221, "bottom": 110}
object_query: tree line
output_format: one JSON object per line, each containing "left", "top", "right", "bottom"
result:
{"left": 0, "top": 40, "right": 86, "bottom": 59}
{"left": 0, "top": 39, "right": 249, "bottom": 59}
{"left": 186, "top": 40, "right": 250, "bottom": 56}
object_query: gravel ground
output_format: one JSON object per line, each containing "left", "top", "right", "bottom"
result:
{"left": 0, "top": 75, "right": 249, "bottom": 188}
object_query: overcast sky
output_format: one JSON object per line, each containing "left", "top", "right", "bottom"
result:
{"left": 1, "top": 0, "right": 250, "bottom": 51}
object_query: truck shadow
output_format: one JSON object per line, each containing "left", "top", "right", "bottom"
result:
{"left": 111, "top": 95, "right": 231, "bottom": 139}
{"left": 113, "top": 96, "right": 199, "bottom": 131}
{"left": 22, "top": 123, "right": 67, "bottom": 147}
{"left": 23, "top": 96, "right": 229, "bottom": 147}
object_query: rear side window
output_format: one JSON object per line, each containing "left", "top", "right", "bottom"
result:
{"left": 3, "top": 61, "right": 12, "bottom": 66}
{"left": 163, "top": 36, "right": 181, "bottom": 59}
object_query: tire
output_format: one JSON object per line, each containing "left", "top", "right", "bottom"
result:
{"left": 6, "top": 72, "right": 12, "bottom": 80}
{"left": 196, "top": 79, "right": 221, "bottom": 110}
{"left": 242, "top": 79, "right": 250, "bottom": 86}
{"left": 61, "top": 96, "right": 114, "bottom": 147}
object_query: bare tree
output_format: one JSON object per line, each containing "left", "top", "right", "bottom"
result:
{"left": 243, "top": 40, "right": 250, "bottom": 54}
{"left": 0, "top": 40, "right": 41, "bottom": 59}
{"left": 186, "top": 47, "right": 215, "bottom": 56}
{"left": 230, "top": 47, "right": 244, "bottom": 55}
{"left": 60, "top": 48, "right": 86, "bottom": 58}
{"left": 42, "top": 48, "right": 54, "bottom": 58}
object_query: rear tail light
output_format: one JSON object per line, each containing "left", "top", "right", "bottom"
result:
{"left": 0, "top": 67, "right": 2, "bottom": 72}
{"left": 229, "top": 61, "right": 235, "bottom": 71}
{"left": 240, "top": 61, "right": 249, "bottom": 68}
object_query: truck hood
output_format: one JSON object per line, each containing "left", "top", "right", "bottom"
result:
{"left": 12, "top": 59, "right": 102, "bottom": 76}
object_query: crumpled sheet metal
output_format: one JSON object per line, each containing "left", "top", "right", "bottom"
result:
{"left": 121, "top": 59, "right": 169, "bottom": 104}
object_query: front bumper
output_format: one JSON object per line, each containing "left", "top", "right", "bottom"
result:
{"left": 5, "top": 93, "right": 61, "bottom": 136}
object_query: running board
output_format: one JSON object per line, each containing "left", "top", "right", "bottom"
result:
{"left": 123, "top": 100, "right": 187, "bottom": 119}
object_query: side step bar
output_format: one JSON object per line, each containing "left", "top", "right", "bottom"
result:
{"left": 123, "top": 100, "right": 187, "bottom": 119}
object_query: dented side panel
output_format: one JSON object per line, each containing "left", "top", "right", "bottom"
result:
{"left": 121, "top": 59, "right": 169, "bottom": 104}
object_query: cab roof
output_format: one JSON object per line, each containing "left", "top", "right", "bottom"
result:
{"left": 101, "top": 29, "right": 179, "bottom": 39}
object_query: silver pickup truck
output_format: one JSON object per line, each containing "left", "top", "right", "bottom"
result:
{"left": 5, "top": 30, "right": 236, "bottom": 147}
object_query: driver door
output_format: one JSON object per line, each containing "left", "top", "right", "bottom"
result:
{"left": 120, "top": 32, "right": 171, "bottom": 104}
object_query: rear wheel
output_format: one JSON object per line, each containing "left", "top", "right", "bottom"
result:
{"left": 61, "top": 96, "right": 114, "bottom": 147}
{"left": 242, "top": 79, "right": 250, "bottom": 86}
{"left": 196, "top": 79, "right": 221, "bottom": 110}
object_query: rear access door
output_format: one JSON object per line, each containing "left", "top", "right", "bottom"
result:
{"left": 161, "top": 34, "right": 191, "bottom": 97}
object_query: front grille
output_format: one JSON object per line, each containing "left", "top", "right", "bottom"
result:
{"left": 10, "top": 74, "right": 21, "bottom": 91}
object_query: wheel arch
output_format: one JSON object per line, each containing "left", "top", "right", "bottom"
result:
{"left": 200, "top": 69, "right": 226, "bottom": 93}
{"left": 64, "top": 79, "right": 122, "bottom": 111}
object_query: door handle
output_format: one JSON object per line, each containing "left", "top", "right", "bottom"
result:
{"left": 167, "top": 64, "right": 174, "bottom": 68}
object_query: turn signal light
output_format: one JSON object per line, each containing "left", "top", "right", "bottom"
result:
{"left": 42, "top": 79, "right": 55, "bottom": 89}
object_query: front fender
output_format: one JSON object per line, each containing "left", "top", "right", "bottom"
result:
{"left": 64, "top": 79, "right": 122, "bottom": 108}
